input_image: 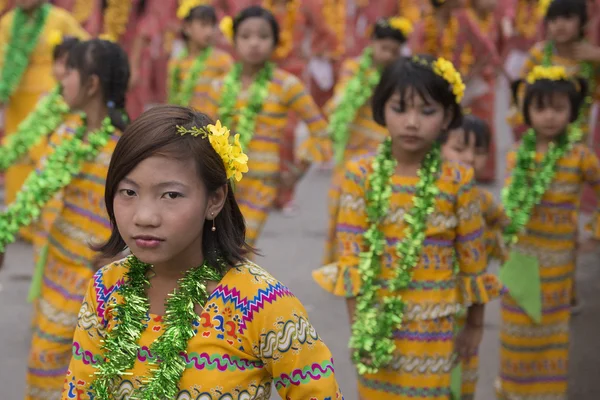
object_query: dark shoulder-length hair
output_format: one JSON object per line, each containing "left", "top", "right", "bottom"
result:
{"left": 233, "top": 6, "right": 280, "bottom": 45}
{"left": 97, "top": 105, "right": 254, "bottom": 271}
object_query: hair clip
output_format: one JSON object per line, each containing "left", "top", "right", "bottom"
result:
{"left": 107, "top": 101, "right": 116, "bottom": 109}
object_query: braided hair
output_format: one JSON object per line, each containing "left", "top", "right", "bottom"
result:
{"left": 66, "top": 39, "right": 131, "bottom": 132}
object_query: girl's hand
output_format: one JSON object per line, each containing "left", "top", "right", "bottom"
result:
{"left": 455, "top": 323, "right": 483, "bottom": 363}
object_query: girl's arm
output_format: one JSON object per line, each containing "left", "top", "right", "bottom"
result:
{"left": 581, "top": 146, "right": 600, "bottom": 243}
{"left": 324, "top": 58, "right": 359, "bottom": 116}
{"left": 454, "top": 166, "right": 489, "bottom": 360}
{"left": 284, "top": 75, "right": 332, "bottom": 171}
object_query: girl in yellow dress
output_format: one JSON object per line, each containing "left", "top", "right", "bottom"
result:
{"left": 204, "top": 6, "right": 331, "bottom": 247}
{"left": 168, "top": 2, "right": 233, "bottom": 110}
{"left": 62, "top": 105, "right": 343, "bottom": 399}
{"left": 315, "top": 55, "right": 489, "bottom": 399}
{"left": 319, "top": 16, "right": 412, "bottom": 266}
{"left": 497, "top": 65, "right": 600, "bottom": 399}
{"left": 0, "top": 0, "right": 88, "bottom": 219}
{"left": 0, "top": 39, "right": 131, "bottom": 400}
{"left": 440, "top": 114, "right": 506, "bottom": 400}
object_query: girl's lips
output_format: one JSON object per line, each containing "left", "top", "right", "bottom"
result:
{"left": 134, "top": 238, "right": 162, "bottom": 249}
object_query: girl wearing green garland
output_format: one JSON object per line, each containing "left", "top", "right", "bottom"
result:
{"left": 62, "top": 105, "right": 343, "bottom": 399}
{"left": 497, "top": 65, "right": 600, "bottom": 399}
{"left": 0, "top": 0, "right": 88, "bottom": 237}
{"left": 168, "top": 2, "right": 233, "bottom": 110}
{"left": 204, "top": 6, "right": 331, "bottom": 247}
{"left": 314, "top": 16, "right": 412, "bottom": 268}
{"left": 0, "top": 38, "right": 130, "bottom": 400}
{"left": 319, "top": 55, "right": 489, "bottom": 399}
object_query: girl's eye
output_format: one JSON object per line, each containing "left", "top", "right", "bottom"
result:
{"left": 162, "top": 192, "right": 182, "bottom": 200}
{"left": 119, "top": 189, "right": 136, "bottom": 197}
{"left": 421, "top": 107, "right": 437, "bottom": 115}
{"left": 391, "top": 104, "right": 405, "bottom": 113}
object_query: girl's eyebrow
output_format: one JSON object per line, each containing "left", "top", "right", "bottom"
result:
{"left": 120, "top": 177, "right": 139, "bottom": 188}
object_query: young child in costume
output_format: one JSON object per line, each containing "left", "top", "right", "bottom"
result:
{"left": 205, "top": 6, "right": 331, "bottom": 247}
{"left": 169, "top": 3, "right": 233, "bottom": 110}
{"left": 317, "top": 16, "right": 412, "bottom": 266}
{"left": 497, "top": 64, "right": 600, "bottom": 399}
{"left": 0, "top": 39, "right": 131, "bottom": 400}
{"left": 62, "top": 105, "right": 343, "bottom": 399}
{"left": 316, "top": 55, "right": 489, "bottom": 399}
{"left": 0, "top": 0, "right": 88, "bottom": 240}
{"left": 440, "top": 114, "right": 506, "bottom": 400}
{"left": 410, "top": 0, "right": 502, "bottom": 182}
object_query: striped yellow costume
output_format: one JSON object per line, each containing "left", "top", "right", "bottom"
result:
{"left": 25, "top": 129, "right": 120, "bottom": 400}
{"left": 0, "top": 5, "right": 88, "bottom": 226}
{"left": 315, "top": 157, "right": 489, "bottom": 399}
{"left": 321, "top": 56, "right": 387, "bottom": 265}
{"left": 204, "top": 67, "right": 331, "bottom": 246}
{"left": 496, "top": 144, "right": 600, "bottom": 399}
{"left": 167, "top": 47, "right": 233, "bottom": 111}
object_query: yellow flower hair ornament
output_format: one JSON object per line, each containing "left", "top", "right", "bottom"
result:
{"left": 176, "top": 121, "right": 249, "bottom": 182}
{"left": 387, "top": 16, "right": 414, "bottom": 37}
{"left": 219, "top": 16, "right": 234, "bottom": 43}
{"left": 526, "top": 65, "right": 568, "bottom": 84}
{"left": 431, "top": 57, "right": 465, "bottom": 104}
{"left": 177, "top": 0, "right": 209, "bottom": 20}
{"left": 47, "top": 29, "right": 63, "bottom": 50}
{"left": 537, "top": 0, "right": 552, "bottom": 17}
{"left": 99, "top": 33, "right": 116, "bottom": 42}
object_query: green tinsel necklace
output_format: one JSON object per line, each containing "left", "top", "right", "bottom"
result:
{"left": 92, "top": 255, "right": 223, "bottom": 399}
{"left": 350, "top": 138, "right": 441, "bottom": 374}
{"left": 168, "top": 47, "right": 213, "bottom": 107}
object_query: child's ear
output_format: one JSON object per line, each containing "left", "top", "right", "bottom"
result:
{"left": 206, "top": 183, "right": 228, "bottom": 220}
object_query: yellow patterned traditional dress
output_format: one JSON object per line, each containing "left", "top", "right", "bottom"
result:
{"left": 62, "top": 259, "right": 344, "bottom": 399}
{"left": 204, "top": 68, "right": 331, "bottom": 246}
{"left": 496, "top": 143, "right": 600, "bottom": 399}
{"left": 168, "top": 47, "right": 233, "bottom": 111}
{"left": 25, "top": 130, "right": 121, "bottom": 400}
{"left": 0, "top": 5, "right": 88, "bottom": 211}
{"left": 316, "top": 156, "right": 488, "bottom": 399}
{"left": 321, "top": 56, "right": 387, "bottom": 265}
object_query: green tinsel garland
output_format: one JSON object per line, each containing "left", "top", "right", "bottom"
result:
{"left": 0, "top": 116, "right": 114, "bottom": 251}
{"left": 92, "top": 255, "right": 223, "bottom": 399}
{"left": 218, "top": 62, "right": 274, "bottom": 150}
{"left": 502, "top": 127, "right": 577, "bottom": 245}
{"left": 0, "top": 4, "right": 51, "bottom": 102}
{"left": 350, "top": 138, "right": 441, "bottom": 374}
{"left": 168, "top": 47, "right": 213, "bottom": 106}
{"left": 330, "top": 47, "right": 381, "bottom": 164}
{"left": 0, "top": 86, "right": 68, "bottom": 171}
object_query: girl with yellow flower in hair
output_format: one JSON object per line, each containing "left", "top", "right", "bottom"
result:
{"left": 498, "top": 64, "right": 600, "bottom": 400}
{"left": 168, "top": 2, "right": 233, "bottom": 111}
{"left": 314, "top": 16, "right": 412, "bottom": 267}
{"left": 62, "top": 105, "right": 343, "bottom": 399}
{"left": 315, "top": 55, "right": 490, "bottom": 400}
{"left": 204, "top": 6, "right": 331, "bottom": 247}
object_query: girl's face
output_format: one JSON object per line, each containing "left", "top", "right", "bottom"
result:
{"left": 52, "top": 54, "right": 68, "bottom": 83}
{"left": 114, "top": 155, "right": 224, "bottom": 268}
{"left": 184, "top": 19, "right": 215, "bottom": 49}
{"left": 61, "top": 67, "right": 84, "bottom": 109}
{"left": 17, "top": 0, "right": 41, "bottom": 11}
{"left": 385, "top": 89, "right": 451, "bottom": 154}
{"left": 235, "top": 17, "right": 275, "bottom": 65}
{"left": 372, "top": 38, "right": 402, "bottom": 68}
{"left": 441, "top": 128, "right": 489, "bottom": 175}
{"left": 547, "top": 15, "right": 581, "bottom": 44}
{"left": 528, "top": 92, "right": 572, "bottom": 140}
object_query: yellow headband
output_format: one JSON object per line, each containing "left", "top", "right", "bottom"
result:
{"left": 411, "top": 56, "right": 465, "bottom": 103}
{"left": 538, "top": 0, "right": 552, "bottom": 17}
{"left": 387, "top": 16, "right": 413, "bottom": 37}
{"left": 176, "top": 121, "right": 249, "bottom": 182}
{"left": 526, "top": 65, "right": 568, "bottom": 84}
{"left": 177, "top": 0, "right": 209, "bottom": 20}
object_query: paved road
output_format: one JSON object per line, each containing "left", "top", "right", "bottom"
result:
{"left": 1, "top": 82, "right": 599, "bottom": 399}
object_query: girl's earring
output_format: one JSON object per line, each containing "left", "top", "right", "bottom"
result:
{"left": 211, "top": 212, "right": 216, "bottom": 232}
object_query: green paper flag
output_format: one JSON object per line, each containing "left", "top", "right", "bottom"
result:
{"left": 450, "top": 362, "right": 462, "bottom": 400}
{"left": 500, "top": 250, "right": 542, "bottom": 323}
{"left": 28, "top": 243, "right": 48, "bottom": 302}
